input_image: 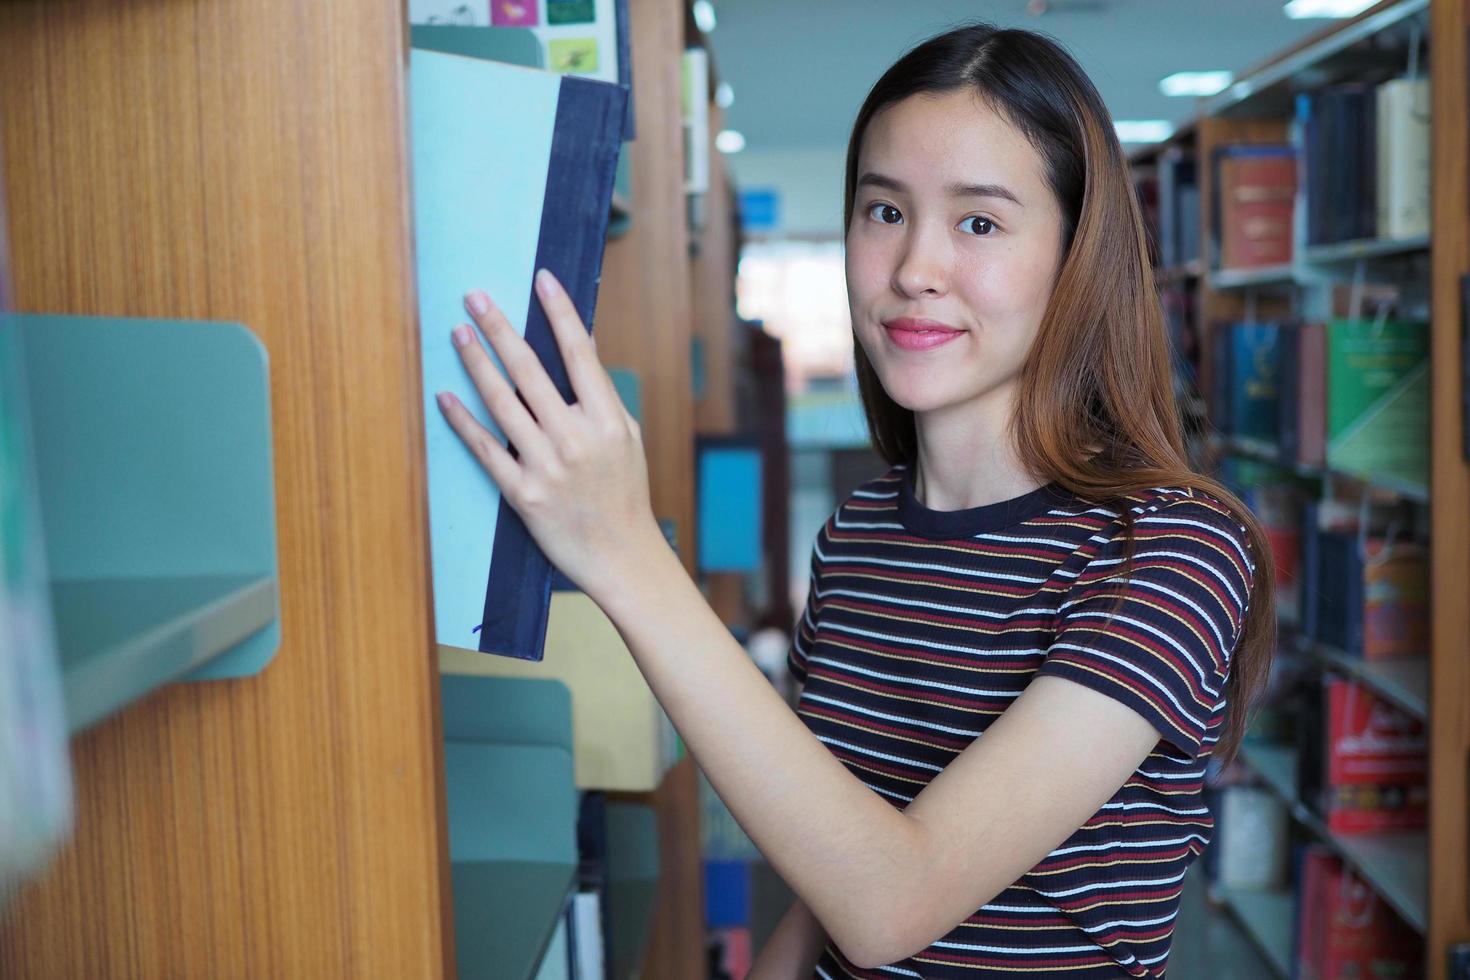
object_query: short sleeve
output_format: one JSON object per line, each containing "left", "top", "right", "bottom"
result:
{"left": 788, "top": 539, "right": 821, "bottom": 685}
{"left": 1038, "top": 496, "right": 1254, "bottom": 760}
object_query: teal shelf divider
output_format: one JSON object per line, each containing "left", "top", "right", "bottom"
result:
{"left": 606, "top": 802, "right": 659, "bottom": 980}
{"left": 442, "top": 675, "right": 579, "bottom": 980}
{"left": 8, "top": 314, "right": 280, "bottom": 733}
{"left": 409, "top": 25, "right": 545, "bottom": 68}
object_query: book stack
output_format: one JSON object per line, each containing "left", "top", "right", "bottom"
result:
{"left": 1296, "top": 76, "right": 1432, "bottom": 247}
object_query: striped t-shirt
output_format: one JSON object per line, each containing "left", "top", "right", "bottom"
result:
{"left": 788, "top": 461, "right": 1254, "bottom": 978}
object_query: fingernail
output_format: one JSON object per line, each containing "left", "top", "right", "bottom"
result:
{"left": 436, "top": 391, "right": 454, "bottom": 411}
{"left": 452, "top": 325, "right": 471, "bottom": 348}
{"left": 534, "top": 268, "right": 553, "bottom": 297}
{"left": 465, "top": 291, "right": 489, "bottom": 315}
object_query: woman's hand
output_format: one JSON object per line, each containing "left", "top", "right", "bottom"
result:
{"left": 434, "top": 268, "right": 663, "bottom": 605}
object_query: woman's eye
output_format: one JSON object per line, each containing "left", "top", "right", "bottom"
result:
{"left": 960, "top": 216, "right": 996, "bottom": 236}
{"left": 867, "top": 203, "right": 903, "bottom": 225}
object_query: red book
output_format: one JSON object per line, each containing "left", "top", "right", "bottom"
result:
{"left": 1296, "top": 846, "right": 1334, "bottom": 978}
{"left": 1325, "top": 679, "right": 1426, "bottom": 833}
{"left": 1297, "top": 321, "right": 1326, "bottom": 468}
{"left": 1217, "top": 147, "right": 1297, "bottom": 269}
{"left": 1316, "top": 856, "right": 1422, "bottom": 978}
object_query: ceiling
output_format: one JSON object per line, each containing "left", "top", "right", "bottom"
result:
{"left": 705, "top": 0, "right": 1339, "bottom": 153}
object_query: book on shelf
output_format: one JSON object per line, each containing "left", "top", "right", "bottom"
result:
{"left": 1314, "top": 532, "right": 1429, "bottom": 660}
{"left": 1211, "top": 143, "right": 1295, "bottom": 270}
{"left": 1294, "top": 844, "right": 1422, "bottom": 979}
{"left": 1325, "top": 317, "right": 1429, "bottom": 489}
{"left": 1297, "top": 84, "right": 1379, "bottom": 246}
{"left": 1210, "top": 321, "right": 1283, "bottom": 443}
{"left": 1157, "top": 145, "right": 1199, "bottom": 269}
{"left": 410, "top": 47, "right": 628, "bottom": 660}
{"left": 1376, "top": 76, "right": 1431, "bottom": 241}
{"left": 1201, "top": 782, "right": 1290, "bottom": 891}
{"left": 1298, "top": 677, "right": 1427, "bottom": 835}
{"left": 1276, "top": 321, "right": 1326, "bottom": 469}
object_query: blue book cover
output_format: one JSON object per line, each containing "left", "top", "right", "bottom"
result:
{"left": 411, "top": 48, "right": 627, "bottom": 660}
{"left": 1229, "top": 322, "right": 1280, "bottom": 444}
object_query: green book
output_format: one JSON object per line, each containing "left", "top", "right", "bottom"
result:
{"left": 1326, "top": 317, "right": 1429, "bottom": 489}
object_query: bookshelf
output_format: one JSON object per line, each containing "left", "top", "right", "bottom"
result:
{"left": 1133, "top": 1, "right": 1470, "bottom": 976}
{"left": 0, "top": 0, "right": 717, "bottom": 977}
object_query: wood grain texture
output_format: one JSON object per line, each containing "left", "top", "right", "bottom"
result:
{"left": 596, "top": 0, "right": 697, "bottom": 581}
{"left": 1427, "top": 2, "right": 1470, "bottom": 976}
{"left": 591, "top": 0, "right": 706, "bottom": 974}
{"left": 693, "top": 110, "right": 739, "bottom": 437}
{"left": 0, "top": 2, "right": 451, "bottom": 977}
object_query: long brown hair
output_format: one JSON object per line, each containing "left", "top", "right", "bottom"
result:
{"left": 843, "top": 23, "right": 1275, "bottom": 766}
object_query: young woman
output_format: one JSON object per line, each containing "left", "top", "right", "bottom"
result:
{"left": 435, "top": 22, "right": 1276, "bottom": 980}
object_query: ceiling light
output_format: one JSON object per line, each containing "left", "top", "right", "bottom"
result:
{"left": 715, "top": 129, "right": 745, "bottom": 154}
{"left": 1113, "top": 120, "right": 1173, "bottom": 143}
{"left": 1283, "top": 0, "right": 1375, "bottom": 18}
{"left": 693, "top": 0, "right": 717, "bottom": 32}
{"left": 1159, "top": 71, "right": 1234, "bottom": 97}
{"left": 715, "top": 82, "right": 734, "bottom": 108}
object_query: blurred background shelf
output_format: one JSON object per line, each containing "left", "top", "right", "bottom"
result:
{"left": 1212, "top": 885, "right": 1295, "bottom": 979}
{"left": 1299, "top": 641, "right": 1429, "bottom": 721}
{"left": 1237, "top": 741, "right": 1427, "bottom": 935}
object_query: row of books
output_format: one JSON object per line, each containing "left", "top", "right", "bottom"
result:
{"left": 1209, "top": 315, "right": 1429, "bottom": 490}
{"left": 1206, "top": 674, "right": 1426, "bottom": 976}
{"left": 1140, "top": 75, "right": 1430, "bottom": 272}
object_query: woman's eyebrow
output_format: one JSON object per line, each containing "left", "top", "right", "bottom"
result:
{"left": 857, "top": 171, "right": 1022, "bottom": 207}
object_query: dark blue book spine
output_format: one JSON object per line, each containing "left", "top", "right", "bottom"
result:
{"left": 479, "top": 75, "right": 630, "bottom": 659}
{"left": 1299, "top": 498, "right": 1320, "bottom": 641}
{"left": 1278, "top": 322, "right": 1301, "bottom": 466}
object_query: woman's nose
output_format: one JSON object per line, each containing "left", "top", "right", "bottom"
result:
{"left": 892, "top": 225, "right": 951, "bottom": 297}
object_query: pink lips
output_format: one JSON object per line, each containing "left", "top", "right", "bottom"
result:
{"left": 882, "top": 317, "right": 964, "bottom": 352}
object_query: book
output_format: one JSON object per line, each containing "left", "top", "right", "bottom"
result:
{"left": 1299, "top": 85, "right": 1380, "bottom": 245}
{"left": 1376, "top": 76, "right": 1432, "bottom": 240}
{"left": 1325, "top": 317, "right": 1430, "bottom": 489}
{"left": 1214, "top": 145, "right": 1296, "bottom": 269}
{"left": 1229, "top": 321, "right": 1281, "bottom": 442}
{"left": 1296, "top": 849, "right": 1422, "bottom": 978}
{"left": 410, "top": 48, "right": 628, "bottom": 659}
{"left": 1323, "top": 678, "right": 1427, "bottom": 834}
{"left": 1209, "top": 784, "right": 1290, "bottom": 890}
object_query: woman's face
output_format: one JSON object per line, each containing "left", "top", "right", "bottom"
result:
{"left": 846, "top": 89, "right": 1066, "bottom": 420}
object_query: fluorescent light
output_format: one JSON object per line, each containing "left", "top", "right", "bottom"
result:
{"left": 1159, "top": 71, "right": 1234, "bottom": 97}
{"left": 715, "top": 82, "right": 735, "bottom": 109}
{"left": 1283, "top": 0, "right": 1375, "bottom": 18}
{"left": 1114, "top": 120, "right": 1173, "bottom": 143}
{"left": 715, "top": 129, "right": 745, "bottom": 154}
{"left": 693, "top": 0, "right": 717, "bottom": 32}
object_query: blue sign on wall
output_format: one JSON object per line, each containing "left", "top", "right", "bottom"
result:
{"left": 738, "top": 188, "right": 780, "bottom": 232}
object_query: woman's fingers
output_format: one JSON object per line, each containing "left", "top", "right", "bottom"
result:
{"left": 449, "top": 319, "right": 556, "bottom": 464}
{"left": 463, "top": 288, "right": 576, "bottom": 441}
{"left": 532, "top": 270, "right": 625, "bottom": 423}
{"left": 436, "top": 389, "right": 523, "bottom": 498}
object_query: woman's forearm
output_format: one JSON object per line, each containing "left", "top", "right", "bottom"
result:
{"left": 588, "top": 536, "right": 921, "bottom": 960}
{"left": 748, "top": 898, "right": 828, "bottom": 980}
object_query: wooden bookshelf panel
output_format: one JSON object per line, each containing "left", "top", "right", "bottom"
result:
{"left": 0, "top": 1, "right": 450, "bottom": 976}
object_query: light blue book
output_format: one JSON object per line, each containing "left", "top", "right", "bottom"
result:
{"left": 410, "top": 47, "right": 626, "bottom": 660}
